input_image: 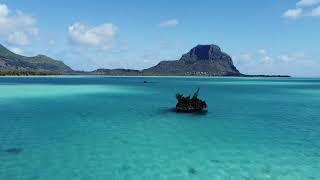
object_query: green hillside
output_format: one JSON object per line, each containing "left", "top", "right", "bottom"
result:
{"left": 0, "top": 44, "right": 73, "bottom": 73}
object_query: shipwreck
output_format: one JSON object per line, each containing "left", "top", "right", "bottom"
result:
{"left": 175, "top": 88, "right": 208, "bottom": 113}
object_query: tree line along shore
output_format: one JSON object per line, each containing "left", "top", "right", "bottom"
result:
{"left": 0, "top": 71, "right": 61, "bottom": 76}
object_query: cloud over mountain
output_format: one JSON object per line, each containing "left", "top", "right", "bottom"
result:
{"left": 0, "top": 3, "right": 38, "bottom": 46}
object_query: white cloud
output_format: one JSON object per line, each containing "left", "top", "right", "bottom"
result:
{"left": 309, "top": 5, "right": 320, "bottom": 16}
{"left": 283, "top": 8, "right": 303, "bottom": 19}
{"left": 8, "top": 46, "right": 24, "bottom": 54}
{"left": 240, "top": 53, "right": 252, "bottom": 61}
{"left": 49, "top": 40, "right": 55, "bottom": 45}
{"left": 284, "top": 0, "right": 320, "bottom": 18}
{"left": 234, "top": 50, "right": 320, "bottom": 76}
{"left": 258, "top": 49, "right": 267, "bottom": 55}
{"left": 262, "top": 55, "right": 272, "bottom": 61}
{"left": 68, "top": 22, "right": 118, "bottom": 50}
{"left": 0, "top": 3, "right": 38, "bottom": 46}
{"left": 7, "top": 31, "right": 30, "bottom": 46}
{"left": 297, "top": 0, "right": 320, "bottom": 7}
{"left": 278, "top": 55, "right": 291, "bottom": 62}
{"left": 159, "top": 19, "right": 179, "bottom": 28}
{"left": 0, "top": 3, "right": 9, "bottom": 16}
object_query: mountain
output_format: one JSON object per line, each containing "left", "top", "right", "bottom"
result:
{"left": 0, "top": 44, "right": 73, "bottom": 72}
{"left": 0, "top": 43, "right": 289, "bottom": 77}
{"left": 143, "top": 44, "right": 241, "bottom": 76}
{"left": 94, "top": 44, "right": 242, "bottom": 76}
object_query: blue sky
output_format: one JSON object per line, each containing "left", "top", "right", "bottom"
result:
{"left": 0, "top": 0, "right": 320, "bottom": 76}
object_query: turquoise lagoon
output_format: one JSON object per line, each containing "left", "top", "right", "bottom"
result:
{"left": 0, "top": 76, "right": 319, "bottom": 179}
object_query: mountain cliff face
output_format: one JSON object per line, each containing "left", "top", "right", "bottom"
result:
{"left": 0, "top": 44, "right": 73, "bottom": 72}
{"left": 143, "top": 44, "right": 241, "bottom": 76}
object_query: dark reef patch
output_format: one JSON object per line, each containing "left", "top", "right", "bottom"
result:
{"left": 4, "top": 148, "right": 23, "bottom": 155}
{"left": 210, "top": 159, "right": 222, "bottom": 164}
{"left": 120, "top": 139, "right": 129, "bottom": 144}
{"left": 188, "top": 167, "right": 197, "bottom": 175}
{"left": 119, "top": 164, "right": 131, "bottom": 172}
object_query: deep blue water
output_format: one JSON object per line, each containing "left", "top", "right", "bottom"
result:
{"left": 0, "top": 76, "right": 319, "bottom": 179}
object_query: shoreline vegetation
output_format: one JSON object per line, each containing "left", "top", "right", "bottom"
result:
{"left": 0, "top": 70, "right": 291, "bottom": 77}
{"left": 0, "top": 71, "right": 61, "bottom": 76}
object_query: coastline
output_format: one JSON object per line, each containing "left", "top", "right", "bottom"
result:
{"left": 0, "top": 74, "right": 292, "bottom": 78}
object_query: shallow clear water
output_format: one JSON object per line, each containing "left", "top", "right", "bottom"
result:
{"left": 0, "top": 76, "right": 319, "bottom": 180}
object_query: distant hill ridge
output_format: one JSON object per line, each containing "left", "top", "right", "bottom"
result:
{"left": 0, "top": 43, "right": 290, "bottom": 77}
{"left": 0, "top": 44, "right": 72, "bottom": 72}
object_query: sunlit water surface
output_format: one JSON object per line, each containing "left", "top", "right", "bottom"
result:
{"left": 0, "top": 77, "right": 319, "bottom": 180}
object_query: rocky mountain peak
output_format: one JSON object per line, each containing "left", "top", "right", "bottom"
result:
{"left": 142, "top": 44, "right": 241, "bottom": 76}
{"left": 180, "top": 44, "right": 232, "bottom": 63}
